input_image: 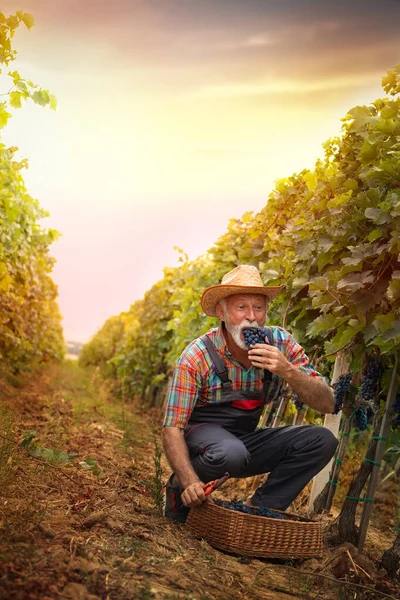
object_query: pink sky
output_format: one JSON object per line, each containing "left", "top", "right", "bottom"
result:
{"left": 2, "top": 0, "right": 400, "bottom": 341}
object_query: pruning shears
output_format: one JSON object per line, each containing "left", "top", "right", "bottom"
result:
{"left": 202, "top": 472, "right": 230, "bottom": 497}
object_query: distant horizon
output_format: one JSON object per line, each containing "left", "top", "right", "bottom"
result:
{"left": 2, "top": 0, "right": 400, "bottom": 342}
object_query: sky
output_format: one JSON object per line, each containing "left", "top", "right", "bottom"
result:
{"left": 2, "top": 0, "right": 400, "bottom": 342}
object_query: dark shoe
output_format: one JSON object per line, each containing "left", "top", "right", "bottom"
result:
{"left": 162, "top": 474, "right": 189, "bottom": 523}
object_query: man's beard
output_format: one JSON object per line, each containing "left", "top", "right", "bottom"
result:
{"left": 223, "top": 313, "right": 258, "bottom": 351}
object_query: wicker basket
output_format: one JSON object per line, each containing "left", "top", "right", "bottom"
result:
{"left": 186, "top": 501, "right": 323, "bottom": 558}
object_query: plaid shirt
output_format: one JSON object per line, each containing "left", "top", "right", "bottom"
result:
{"left": 163, "top": 325, "right": 323, "bottom": 429}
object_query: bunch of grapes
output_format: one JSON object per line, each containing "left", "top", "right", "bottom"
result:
{"left": 243, "top": 327, "right": 271, "bottom": 347}
{"left": 391, "top": 394, "right": 400, "bottom": 431}
{"left": 214, "top": 499, "right": 286, "bottom": 520}
{"left": 354, "top": 407, "right": 368, "bottom": 431}
{"left": 333, "top": 373, "right": 353, "bottom": 414}
{"left": 293, "top": 394, "right": 304, "bottom": 411}
{"left": 361, "top": 358, "right": 381, "bottom": 402}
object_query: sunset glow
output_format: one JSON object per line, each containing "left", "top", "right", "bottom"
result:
{"left": 2, "top": 0, "right": 400, "bottom": 341}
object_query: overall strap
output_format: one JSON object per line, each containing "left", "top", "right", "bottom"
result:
{"left": 200, "top": 335, "right": 232, "bottom": 389}
{"left": 263, "top": 326, "right": 274, "bottom": 346}
{"left": 262, "top": 327, "right": 274, "bottom": 387}
{"left": 262, "top": 368, "right": 272, "bottom": 387}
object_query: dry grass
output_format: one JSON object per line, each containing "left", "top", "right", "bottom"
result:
{"left": 0, "top": 403, "right": 15, "bottom": 491}
{"left": 0, "top": 361, "right": 398, "bottom": 600}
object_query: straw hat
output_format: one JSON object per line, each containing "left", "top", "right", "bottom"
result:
{"left": 201, "top": 265, "right": 283, "bottom": 317}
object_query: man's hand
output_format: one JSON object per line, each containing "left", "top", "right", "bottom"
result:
{"left": 181, "top": 481, "right": 206, "bottom": 508}
{"left": 248, "top": 342, "right": 334, "bottom": 414}
{"left": 162, "top": 426, "right": 209, "bottom": 507}
{"left": 248, "top": 343, "right": 291, "bottom": 377}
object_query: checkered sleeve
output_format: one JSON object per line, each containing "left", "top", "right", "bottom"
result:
{"left": 163, "top": 348, "right": 203, "bottom": 429}
{"left": 283, "top": 331, "right": 323, "bottom": 378}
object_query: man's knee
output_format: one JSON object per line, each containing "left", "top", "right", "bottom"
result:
{"left": 312, "top": 426, "right": 338, "bottom": 460}
{"left": 203, "top": 438, "right": 250, "bottom": 477}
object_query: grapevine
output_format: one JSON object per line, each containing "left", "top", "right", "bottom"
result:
{"left": 82, "top": 66, "right": 400, "bottom": 428}
{"left": 354, "top": 407, "right": 368, "bottom": 431}
{"left": 243, "top": 327, "right": 271, "bottom": 347}
{"left": 0, "top": 15, "right": 63, "bottom": 372}
{"left": 293, "top": 394, "right": 304, "bottom": 411}
{"left": 333, "top": 373, "right": 352, "bottom": 414}
{"left": 391, "top": 394, "right": 400, "bottom": 431}
{"left": 360, "top": 359, "right": 381, "bottom": 404}
{"left": 214, "top": 499, "right": 286, "bottom": 520}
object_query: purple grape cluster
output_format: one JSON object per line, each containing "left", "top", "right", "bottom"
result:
{"left": 391, "top": 394, "right": 400, "bottom": 431}
{"left": 293, "top": 394, "right": 304, "bottom": 411}
{"left": 354, "top": 407, "right": 368, "bottom": 431}
{"left": 361, "top": 359, "right": 381, "bottom": 402}
{"left": 333, "top": 373, "right": 352, "bottom": 414}
{"left": 243, "top": 327, "right": 270, "bottom": 347}
{"left": 214, "top": 499, "right": 286, "bottom": 520}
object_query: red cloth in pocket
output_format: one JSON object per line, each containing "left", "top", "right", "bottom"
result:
{"left": 231, "top": 398, "right": 264, "bottom": 410}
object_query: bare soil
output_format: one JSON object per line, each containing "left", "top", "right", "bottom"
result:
{"left": 0, "top": 362, "right": 398, "bottom": 600}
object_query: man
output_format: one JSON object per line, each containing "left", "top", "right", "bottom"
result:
{"left": 162, "top": 264, "right": 337, "bottom": 522}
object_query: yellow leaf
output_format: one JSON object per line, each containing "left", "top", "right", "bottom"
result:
{"left": 22, "top": 12, "right": 34, "bottom": 30}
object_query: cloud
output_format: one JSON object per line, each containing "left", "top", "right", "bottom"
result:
{"left": 245, "top": 35, "right": 275, "bottom": 48}
{"left": 189, "top": 72, "right": 383, "bottom": 100}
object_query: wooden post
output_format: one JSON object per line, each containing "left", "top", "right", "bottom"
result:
{"left": 272, "top": 397, "right": 288, "bottom": 428}
{"left": 324, "top": 417, "right": 352, "bottom": 512}
{"left": 357, "top": 353, "right": 399, "bottom": 552}
{"left": 292, "top": 407, "right": 307, "bottom": 426}
{"left": 308, "top": 353, "right": 349, "bottom": 513}
{"left": 258, "top": 400, "right": 273, "bottom": 429}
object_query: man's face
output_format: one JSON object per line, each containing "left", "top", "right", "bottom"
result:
{"left": 217, "top": 294, "right": 267, "bottom": 350}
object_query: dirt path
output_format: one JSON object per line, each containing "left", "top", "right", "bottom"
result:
{"left": 0, "top": 362, "right": 398, "bottom": 600}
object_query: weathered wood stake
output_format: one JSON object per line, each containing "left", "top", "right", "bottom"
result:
{"left": 292, "top": 407, "right": 307, "bottom": 426}
{"left": 272, "top": 397, "right": 288, "bottom": 428}
{"left": 309, "top": 353, "right": 349, "bottom": 513}
{"left": 324, "top": 417, "right": 352, "bottom": 512}
{"left": 357, "top": 353, "right": 399, "bottom": 552}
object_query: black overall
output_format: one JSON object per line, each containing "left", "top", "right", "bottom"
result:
{"left": 187, "top": 329, "right": 274, "bottom": 436}
{"left": 183, "top": 330, "right": 338, "bottom": 510}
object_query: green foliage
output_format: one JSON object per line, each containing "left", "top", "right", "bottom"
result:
{"left": 0, "top": 12, "right": 63, "bottom": 372}
{"left": 0, "top": 11, "right": 56, "bottom": 129}
{"left": 115, "top": 269, "right": 177, "bottom": 398}
{"left": 382, "top": 65, "right": 400, "bottom": 97}
{"left": 82, "top": 64, "right": 400, "bottom": 405}
{"left": 20, "top": 429, "right": 37, "bottom": 448}
{"left": 20, "top": 429, "right": 78, "bottom": 465}
{"left": 29, "top": 446, "right": 77, "bottom": 464}
{"left": 135, "top": 425, "right": 165, "bottom": 515}
{"left": 145, "top": 427, "right": 164, "bottom": 514}
{"left": 79, "top": 315, "right": 126, "bottom": 377}
{"left": 79, "top": 456, "right": 104, "bottom": 477}
{"left": 223, "top": 64, "right": 400, "bottom": 373}
{"left": 383, "top": 443, "right": 400, "bottom": 470}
